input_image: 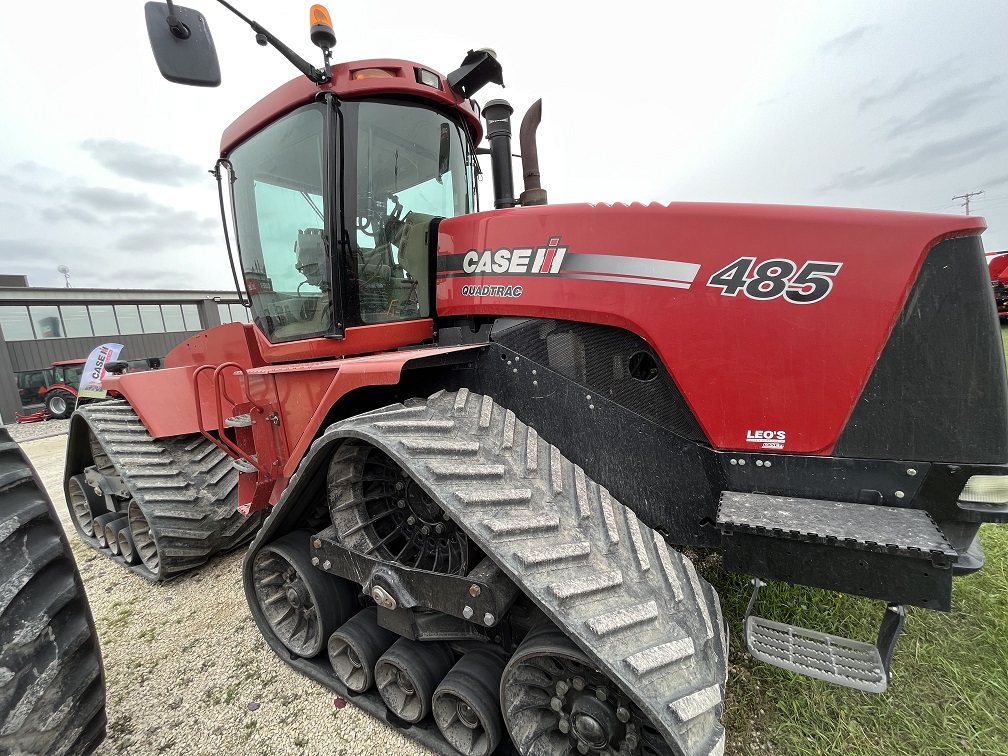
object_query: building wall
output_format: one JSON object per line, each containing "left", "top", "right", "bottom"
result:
{"left": 6, "top": 332, "right": 198, "bottom": 373}
{"left": 0, "top": 287, "right": 244, "bottom": 424}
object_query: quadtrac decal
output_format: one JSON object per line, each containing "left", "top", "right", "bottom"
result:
{"left": 707, "top": 257, "right": 842, "bottom": 304}
{"left": 438, "top": 236, "right": 702, "bottom": 295}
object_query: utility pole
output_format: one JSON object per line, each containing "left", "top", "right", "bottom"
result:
{"left": 952, "top": 190, "right": 984, "bottom": 215}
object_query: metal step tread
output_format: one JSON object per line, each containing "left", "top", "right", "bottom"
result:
{"left": 745, "top": 615, "right": 888, "bottom": 693}
{"left": 717, "top": 491, "right": 956, "bottom": 559}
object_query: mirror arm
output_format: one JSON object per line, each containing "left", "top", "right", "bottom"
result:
{"left": 211, "top": 0, "right": 328, "bottom": 83}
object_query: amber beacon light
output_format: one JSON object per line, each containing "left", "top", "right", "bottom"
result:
{"left": 309, "top": 5, "right": 336, "bottom": 50}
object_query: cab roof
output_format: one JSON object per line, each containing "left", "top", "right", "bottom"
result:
{"left": 220, "top": 59, "right": 483, "bottom": 155}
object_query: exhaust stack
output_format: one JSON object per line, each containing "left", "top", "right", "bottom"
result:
{"left": 518, "top": 99, "right": 547, "bottom": 206}
{"left": 482, "top": 100, "right": 516, "bottom": 209}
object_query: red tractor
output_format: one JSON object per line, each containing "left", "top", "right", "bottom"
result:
{"left": 62, "top": 4, "right": 1008, "bottom": 755}
{"left": 987, "top": 251, "right": 1008, "bottom": 319}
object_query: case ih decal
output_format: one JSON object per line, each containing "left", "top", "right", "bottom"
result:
{"left": 447, "top": 235, "right": 702, "bottom": 290}
{"left": 707, "top": 257, "right": 843, "bottom": 303}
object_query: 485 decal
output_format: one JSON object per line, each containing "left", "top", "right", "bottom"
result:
{"left": 707, "top": 257, "right": 842, "bottom": 304}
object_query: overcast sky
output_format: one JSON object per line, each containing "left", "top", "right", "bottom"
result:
{"left": 1, "top": 1, "right": 1006, "bottom": 290}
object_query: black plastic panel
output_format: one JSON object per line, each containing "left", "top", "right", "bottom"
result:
{"left": 836, "top": 235, "right": 1008, "bottom": 464}
{"left": 491, "top": 318, "right": 709, "bottom": 444}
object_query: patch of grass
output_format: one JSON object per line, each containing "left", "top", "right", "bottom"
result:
{"left": 703, "top": 525, "right": 1008, "bottom": 755}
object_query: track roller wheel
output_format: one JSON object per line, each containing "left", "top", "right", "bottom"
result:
{"left": 104, "top": 518, "right": 129, "bottom": 556}
{"left": 433, "top": 649, "right": 507, "bottom": 756}
{"left": 127, "top": 499, "right": 160, "bottom": 573}
{"left": 502, "top": 624, "right": 671, "bottom": 756}
{"left": 251, "top": 530, "right": 357, "bottom": 658}
{"left": 67, "top": 473, "right": 105, "bottom": 538}
{"left": 118, "top": 528, "right": 139, "bottom": 565}
{"left": 328, "top": 605, "right": 397, "bottom": 693}
{"left": 375, "top": 638, "right": 454, "bottom": 724}
{"left": 92, "top": 513, "right": 121, "bottom": 549}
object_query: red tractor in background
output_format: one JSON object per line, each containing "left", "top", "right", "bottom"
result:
{"left": 987, "top": 251, "right": 1008, "bottom": 319}
{"left": 61, "top": 4, "right": 1008, "bottom": 755}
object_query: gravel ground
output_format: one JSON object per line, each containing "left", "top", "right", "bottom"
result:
{"left": 4, "top": 417, "right": 71, "bottom": 443}
{"left": 20, "top": 434, "right": 435, "bottom": 756}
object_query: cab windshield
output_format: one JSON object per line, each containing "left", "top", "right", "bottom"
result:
{"left": 227, "top": 99, "right": 473, "bottom": 343}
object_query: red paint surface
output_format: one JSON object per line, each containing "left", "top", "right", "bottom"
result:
{"left": 436, "top": 202, "right": 986, "bottom": 454}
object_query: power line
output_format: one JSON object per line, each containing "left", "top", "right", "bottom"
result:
{"left": 952, "top": 190, "right": 984, "bottom": 215}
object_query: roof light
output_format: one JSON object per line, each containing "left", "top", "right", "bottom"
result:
{"left": 351, "top": 68, "right": 396, "bottom": 80}
{"left": 959, "top": 474, "right": 1008, "bottom": 505}
{"left": 309, "top": 5, "right": 336, "bottom": 50}
{"left": 416, "top": 68, "right": 441, "bottom": 89}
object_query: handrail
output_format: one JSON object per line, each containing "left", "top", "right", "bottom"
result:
{"left": 191, "top": 362, "right": 268, "bottom": 475}
{"left": 192, "top": 364, "right": 235, "bottom": 459}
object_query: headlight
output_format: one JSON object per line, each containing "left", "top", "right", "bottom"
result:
{"left": 959, "top": 475, "right": 1008, "bottom": 505}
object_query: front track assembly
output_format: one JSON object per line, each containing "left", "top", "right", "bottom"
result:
{"left": 244, "top": 390, "right": 728, "bottom": 756}
{"left": 64, "top": 400, "right": 264, "bottom": 580}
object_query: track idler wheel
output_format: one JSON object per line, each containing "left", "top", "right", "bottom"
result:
{"left": 252, "top": 530, "right": 357, "bottom": 658}
{"left": 128, "top": 499, "right": 160, "bottom": 573}
{"left": 67, "top": 473, "right": 105, "bottom": 538}
{"left": 433, "top": 649, "right": 507, "bottom": 756}
{"left": 93, "top": 512, "right": 121, "bottom": 549}
{"left": 327, "top": 605, "right": 397, "bottom": 693}
{"left": 118, "top": 527, "right": 139, "bottom": 565}
{"left": 502, "top": 624, "right": 670, "bottom": 756}
{"left": 375, "top": 638, "right": 454, "bottom": 724}
{"left": 104, "top": 518, "right": 130, "bottom": 556}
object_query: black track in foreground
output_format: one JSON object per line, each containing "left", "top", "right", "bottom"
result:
{"left": 65, "top": 400, "right": 264, "bottom": 580}
{"left": 0, "top": 427, "right": 106, "bottom": 756}
{"left": 244, "top": 390, "right": 728, "bottom": 756}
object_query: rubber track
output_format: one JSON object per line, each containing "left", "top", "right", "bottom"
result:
{"left": 0, "top": 428, "right": 106, "bottom": 756}
{"left": 70, "top": 400, "right": 263, "bottom": 581}
{"left": 333, "top": 390, "right": 728, "bottom": 756}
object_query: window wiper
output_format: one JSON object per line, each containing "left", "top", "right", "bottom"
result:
{"left": 301, "top": 191, "right": 324, "bottom": 222}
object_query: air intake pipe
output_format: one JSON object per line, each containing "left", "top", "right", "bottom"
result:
{"left": 482, "top": 100, "right": 516, "bottom": 209}
{"left": 518, "top": 99, "right": 547, "bottom": 206}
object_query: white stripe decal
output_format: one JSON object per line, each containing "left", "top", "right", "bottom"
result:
{"left": 559, "top": 273, "right": 692, "bottom": 289}
{"left": 563, "top": 253, "right": 700, "bottom": 283}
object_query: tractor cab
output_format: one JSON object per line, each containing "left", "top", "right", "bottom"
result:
{"left": 227, "top": 94, "right": 476, "bottom": 343}
{"left": 146, "top": 2, "right": 500, "bottom": 349}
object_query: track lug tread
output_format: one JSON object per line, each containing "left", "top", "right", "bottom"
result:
{"left": 69, "top": 401, "right": 264, "bottom": 581}
{"left": 324, "top": 391, "right": 727, "bottom": 756}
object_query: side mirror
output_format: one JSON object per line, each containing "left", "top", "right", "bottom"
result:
{"left": 144, "top": 2, "right": 221, "bottom": 87}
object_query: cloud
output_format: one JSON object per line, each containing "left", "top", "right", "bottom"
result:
{"left": 820, "top": 25, "right": 878, "bottom": 55}
{"left": 65, "top": 186, "right": 162, "bottom": 214}
{"left": 80, "top": 139, "right": 207, "bottom": 187}
{"left": 40, "top": 205, "right": 102, "bottom": 225}
{"left": 114, "top": 209, "right": 218, "bottom": 253}
{"left": 882, "top": 77, "right": 1001, "bottom": 139}
{"left": 821, "top": 124, "right": 1008, "bottom": 192}
{"left": 983, "top": 173, "right": 1008, "bottom": 189}
{"left": 859, "top": 58, "right": 965, "bottom": 111}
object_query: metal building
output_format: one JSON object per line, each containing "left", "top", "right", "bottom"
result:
{"left": 0, "top": 279, "right": 247, "bottom": 424}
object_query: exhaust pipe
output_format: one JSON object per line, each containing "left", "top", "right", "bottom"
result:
{"left": 482, "top": 100, "right": 516, "bottom": 209}
{"left": 518, "top": 99, "right": 547, "bottom": 206}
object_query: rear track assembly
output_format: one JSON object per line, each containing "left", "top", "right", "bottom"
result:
{"left": 65, "top": 400, "right": 263, "bottom": 580}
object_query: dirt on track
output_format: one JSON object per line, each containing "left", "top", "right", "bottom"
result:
{"left": 19, "top": 433, "right": 433, "bottom": 756}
